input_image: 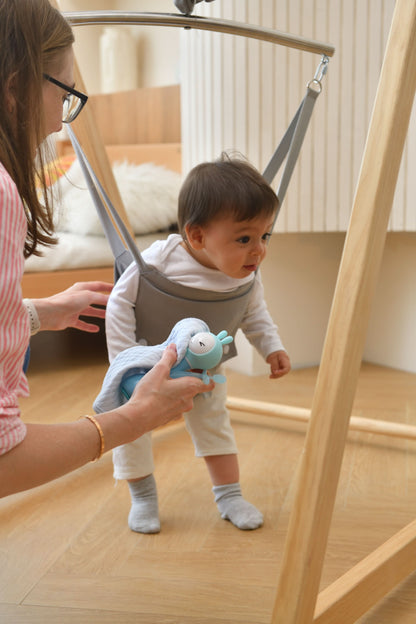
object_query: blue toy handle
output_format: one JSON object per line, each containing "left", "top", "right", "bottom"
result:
{"left": 120, "top": 370, "right": 147, "bottom": 401}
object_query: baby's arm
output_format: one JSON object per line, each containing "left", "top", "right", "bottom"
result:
{"left": 106, "top": 262, "right": 139, "bottom": 362}
{"left": 240, "top": 273, "right": 290, "bottom": 373}
{"left": 266, "top": 349, "right": 291, "bottom": 379}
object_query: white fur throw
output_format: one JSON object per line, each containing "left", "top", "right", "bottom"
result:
{"left": 51, "top": 159, "right": 182, "bottom": 236}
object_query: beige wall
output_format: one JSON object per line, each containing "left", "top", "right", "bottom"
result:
{"left": 227, "top": 231, "right": 416, "bottom": 375}
{"left": 229, "top": 232, "right": 344, "bottom": 375}
{"left": 365, "top": 233, "right": 416, "bottom": 373}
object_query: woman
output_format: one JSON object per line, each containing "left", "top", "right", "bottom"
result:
{"left": 0, "top": 0, "right": 213, "bottom": 498}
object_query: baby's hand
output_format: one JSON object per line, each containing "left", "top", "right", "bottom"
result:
{"left": 266, "top": 350, "right": 291, "bottom": 379}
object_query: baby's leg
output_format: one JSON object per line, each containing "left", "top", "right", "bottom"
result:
{"left": 205, "top": 454, "right": 263, "bottom": 531}
{"left": 186, "top": 376, "right": 263, "bottom": 531}
{"left": 204, "top": 452, "right": 239, "bottom": 484}
{"left": 127, "top": 474, "right": 160, "bottom": 534}
{"left": 113, "top": 434, "right": 159, "bottom": 534}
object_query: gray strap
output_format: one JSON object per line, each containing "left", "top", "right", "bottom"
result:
{"left": 262, "top": 85, "right": 320, "bottom": 227}
{"left": 67, "top": 126, "right": 147, "bottom": 277}
{"left": 262, "top": 99, "right": 303, "bottom": 184}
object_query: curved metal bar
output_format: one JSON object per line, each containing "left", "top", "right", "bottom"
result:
{"left": 63, "top": 11, "right": 335, "bottom": 57}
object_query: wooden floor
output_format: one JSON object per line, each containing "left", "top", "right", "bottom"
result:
{"left": 1, "top": 329, "right": 416, "bottom": 623}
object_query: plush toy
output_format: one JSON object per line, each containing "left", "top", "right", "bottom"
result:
{"left": 120, "top": 329, "right": 233, "bottom": 400}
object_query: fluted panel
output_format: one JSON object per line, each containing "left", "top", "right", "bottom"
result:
{"left": 179, "top": 0, "right": 415, "bottom": 232}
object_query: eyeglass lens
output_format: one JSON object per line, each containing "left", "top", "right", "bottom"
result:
{"left": 63, "top": 94, "right": 82, "bottom": 123}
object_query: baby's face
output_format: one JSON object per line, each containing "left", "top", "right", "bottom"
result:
{"left": 193, "top": 214, "right": 274, "bottom": 279}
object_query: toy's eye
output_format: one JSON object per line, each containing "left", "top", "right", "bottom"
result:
{"left": 188, "top": 332, "right": 215, "bottom": 354}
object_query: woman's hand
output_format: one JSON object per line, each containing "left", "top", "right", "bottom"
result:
{"left": 31, "top": 281, "right": 113, "bottom": 333}
{"left": 123, "top": 344, "right": 215, "bottom": 436}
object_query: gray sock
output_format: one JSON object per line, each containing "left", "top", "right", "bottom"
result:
{"left": 213, "top": 482, "right": 263, "bottom": 530}
{"left": 127, "top": 474, "right": 160, "bottom": 534}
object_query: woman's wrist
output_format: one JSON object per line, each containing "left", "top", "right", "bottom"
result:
{"left": 94, "top": 407, "right": 139, "bottom": 454}
{"left": 81, "top": 415, "right": 105, "bottom": 461}
{"left": 22, "top": 299, "right": 41, "bottom": 335}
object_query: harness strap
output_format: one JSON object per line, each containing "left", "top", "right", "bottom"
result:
{"left": 262, "top": 85, "right": 320, "bottom": 228}
{"left": 67, "top": 126, "right": 138, "bottom": 279}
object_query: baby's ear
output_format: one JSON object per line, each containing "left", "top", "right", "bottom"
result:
{"left": 185, "top": 223, "right": 205, "bottom": 249}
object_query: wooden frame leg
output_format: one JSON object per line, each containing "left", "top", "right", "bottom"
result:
{"left": 271, "top": 1, "right": 416, "bottom": 622}
{"left": 314, "top": 518, "right": 416, "bottom": 623}
{"left": 53, "top": 0, "right": 134, "bottom": 238}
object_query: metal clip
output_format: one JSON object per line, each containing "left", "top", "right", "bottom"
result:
{"left": 314, "top": 55, "right": 329, "bottom": 82}
{"left": 307, "top": 54, "right": 329, "bottom": 92}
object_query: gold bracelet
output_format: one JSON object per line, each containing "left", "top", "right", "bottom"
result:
{"left": 83, "top": 415, "right": 105, "bottom": 462}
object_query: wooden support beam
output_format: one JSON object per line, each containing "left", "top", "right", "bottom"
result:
{"left": 313, "top": 519, "right": 416, "bottom": 623}
{"left": 270, "top": 1, "right": 416, "bottom": 622}
{"left": 226, "top": 397, "right": 416, "bottom": 441}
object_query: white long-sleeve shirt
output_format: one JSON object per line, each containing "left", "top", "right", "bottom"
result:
{"left": 106, "top": 233, "right": 285, "bottom": 363}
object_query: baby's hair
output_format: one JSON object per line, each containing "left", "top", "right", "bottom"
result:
{"left": 178, "top": 152, "right": 279, "bottom": 237}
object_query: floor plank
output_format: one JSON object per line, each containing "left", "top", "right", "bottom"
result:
{"left": 1, "top": 330, "right": 416, "bottom": 622}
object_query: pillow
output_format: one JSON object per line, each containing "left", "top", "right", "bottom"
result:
{"left": 51, "top": 158, "right": 181, "bottom": 236}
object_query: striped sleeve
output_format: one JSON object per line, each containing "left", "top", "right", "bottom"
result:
{"left": 0, "top": 163, "right": 29, "bottom": 455}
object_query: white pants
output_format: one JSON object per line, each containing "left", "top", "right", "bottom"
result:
{"left": 112, "top": 373, "right": 238, "bottom": 480}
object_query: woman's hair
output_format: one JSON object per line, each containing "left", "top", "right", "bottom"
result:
{"left": 0, "top": 0, "right": 74, "bottom": 257}
{"left": 178, "top": 152, "right": 279, "bottom": 237}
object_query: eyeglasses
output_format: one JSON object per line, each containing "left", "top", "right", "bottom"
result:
{"left": 43, "top": 73, "right": 88, "bottom": 123}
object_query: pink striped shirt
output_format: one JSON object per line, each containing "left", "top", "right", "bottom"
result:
{"left": 0, "top": 162, "right": 29, "bottom": 455}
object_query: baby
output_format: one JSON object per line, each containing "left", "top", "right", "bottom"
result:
{"left": 105, "top": 153, "right": 291, "bottom": 532}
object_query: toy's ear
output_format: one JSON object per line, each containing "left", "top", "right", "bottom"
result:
{"left": 217, "top": 330, "right": 234, "bottom": 345}
{"left": 221, "top": 336, "right": 233, "bottom": 345}
{"left": 185, "top": 223, "right": 205, "bottom": 250}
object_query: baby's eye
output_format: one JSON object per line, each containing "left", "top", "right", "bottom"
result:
{"left": 262, "top": 232, "right": 272, "bottom": 241}
{"left": 237, "top": 235, "right": 250, "bottom": 244}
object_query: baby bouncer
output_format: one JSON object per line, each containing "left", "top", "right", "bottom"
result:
{"left": 60, "top": 1, "right": 416, "bottom": 621}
